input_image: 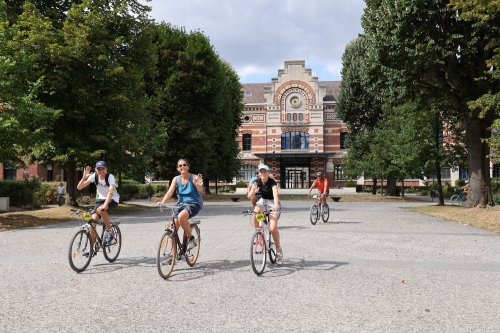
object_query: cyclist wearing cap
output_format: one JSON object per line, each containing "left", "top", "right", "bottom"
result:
{"left": 77, "top": 161, "right": 120, "bottom": 247}
{"left": 247, "top": 164, "right": 283, "bottom": 260}
{"left": 247, "top": 170, "right": 261, "bottom": 207}
{"left": 308, "top": 172, "right": 329, "bottom": 210}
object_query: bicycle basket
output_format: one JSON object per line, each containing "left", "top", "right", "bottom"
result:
{"left": 255, "top": 212, "right": 266, "bottom": 222}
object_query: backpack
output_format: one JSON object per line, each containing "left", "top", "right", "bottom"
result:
{"left": 177, "top": 174, "right": 203, "bottom": 209}
{"left": 94, "top": 173, "right": 110, "bottom": 187}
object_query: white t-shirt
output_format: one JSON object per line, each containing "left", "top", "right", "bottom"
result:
{"left": 88, "top": 173, "right": 120, "bottom": 202}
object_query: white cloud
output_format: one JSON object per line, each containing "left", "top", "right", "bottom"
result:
{"left": 141, "top": 0, "right": 365, "bottom": 82}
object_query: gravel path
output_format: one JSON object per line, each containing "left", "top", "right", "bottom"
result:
{"left": 1, "top": 201, "right": 499, "bottom": 333}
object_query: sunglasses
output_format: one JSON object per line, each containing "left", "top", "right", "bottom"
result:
{"left": 178, "top": 164, "right": 188, "bottom": 168}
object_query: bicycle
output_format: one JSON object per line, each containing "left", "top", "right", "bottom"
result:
{"left": 309, "top": 194, "right": 329, "bottom": 225}
{"left": 68, "top": 209, "right": 122, "bottom": 273}
{"left": 157, "top": 203, "right": 201, "bottom": 279}
{"left": 244, "top": 209, "right": 277, "bottom": 276}
{"left": 450, "top": 188, "right": 467, "bottom": 206}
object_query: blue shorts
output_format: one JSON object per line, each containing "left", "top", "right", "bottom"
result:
{"left": 173, "top": 202, "right": 200, "bottom": 219}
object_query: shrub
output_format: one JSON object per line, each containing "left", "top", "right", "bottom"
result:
{"left": 35, "top": 182, "right": 58, "bottom": 205}
{"left": 153, "top": 184, "right": 167, "bottom": 194}
{"left": 491, "top": 178, "right": 500, "bottom": 194}
{"left": 344, "top": 180, "right": 357, "bottom": 188}
{"left": 235, "top": 181, "right": 247, "bottom": 188}
{"left": 493, "top": 194, "right": 500, "bottom": 205}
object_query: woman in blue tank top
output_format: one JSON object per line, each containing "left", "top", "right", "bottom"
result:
{"left": 158, "top": 159, "right": 203, "bottom": 250}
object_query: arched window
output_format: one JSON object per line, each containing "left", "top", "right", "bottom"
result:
{"left": 287, "top": 113, "right": 291, "bottom": 121}
{"left": 293, "top": 113, "right": 297, "bottom": 121}
{"left": 340, "top": 132, "right": 348, "bottom": 149}
{"left": 281, "top": 131, "right": 309, "bottom": 150}
{"left": 299, "top": 113, "right": 303, "bottom": 121}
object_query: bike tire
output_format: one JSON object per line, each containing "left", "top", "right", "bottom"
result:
{"left": 310, "top": 204, "right": 318, "bottom": 225}
{"left": 185, "top": 224, "right": 201, "bottom": 267}
{"left": 250, "top": 230, "right": 266, "bottom": 275}
{"left": 103, "top": 224, "right": 122, "bottom": 262}
{"left": 157, "top": 230, "right": 177, "bottom": 279}
{"left": 68, "top": 229, "right": 93, "bottom": 273}
{"left": 267, "top": 229, "right": 277, "bottom": 264}
{"left": 450, "top": 195, "right": 459, "bottom": 206}
{"left": 322, "top": 204, "right": 330, "bottom": 223}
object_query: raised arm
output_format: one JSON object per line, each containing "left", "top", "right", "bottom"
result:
{"left": 77, "top": 166, "right": 93, "bottom": 190}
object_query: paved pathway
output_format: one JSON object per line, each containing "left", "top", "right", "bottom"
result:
{"left": 1, "top": 201, "right": 499, "bottom": 332}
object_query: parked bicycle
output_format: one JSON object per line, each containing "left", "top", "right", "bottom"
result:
{"left": 450, "top": 188, "right": 467, "bottom": 206}
{"left": 244, "top": 209, "right": 277, "bottom": 275}
{"left": 68, "top": 209, "right": 122, "bottom": 273}
{"left": 157, "top": 203, "right": 201, "bottom": 279}
{"left": 310, "top": 194, "right": 329, "bottom": 224}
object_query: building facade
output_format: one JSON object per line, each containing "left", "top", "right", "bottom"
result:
{"left": 237, "top": 60, "right": 348, "bottom": 189}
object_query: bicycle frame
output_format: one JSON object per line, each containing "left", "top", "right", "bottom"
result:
{"left": 161, "top": 204, "right": 200, "bottom": 258}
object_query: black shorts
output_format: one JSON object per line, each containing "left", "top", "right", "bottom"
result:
{"left": 93, "top": 199, "right": 118, "bottom": 213}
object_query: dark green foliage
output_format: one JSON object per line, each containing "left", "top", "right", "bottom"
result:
{"left": 235, "top": 180, "right": 247, "bottom": 188}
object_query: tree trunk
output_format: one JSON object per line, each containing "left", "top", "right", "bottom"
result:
{"left": 465, "top": 119, "right": 494, "bottom": 207}
{"left": 401, "top": 179, "right": 404, "bottom": 198}
{"left": 435, "top": 163, "right": 444, "bottom": 206}
{"left": 66, "top": 159, "right": 78, "bottom": 206}
{"left": 385, "top": 178, "right": 397, "bottom": 196}
{"left": 372, "top": 178, "right": 377, "bottom": 195}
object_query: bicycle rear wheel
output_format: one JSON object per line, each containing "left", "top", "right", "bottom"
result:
{"left": 185, "top": 224, "right": 200, "bottom": 267}
{"left": 250, "top": 230, "right": 266, "bottom": 275}
{"left": 68, "top": 229, "right": 92, "bottom": 273}
{"left": 310, "top": 204, "right": 318, "bottom": 225}
{"left": 267, "top": 229, "right": 277, "bottom": 264}
{"left": 322, "top": 204, "right": 330, "bottom": 223}
{"left": 103, "top": 224, "right": 122, "bottom": 262}
{"left": 157, "top": 230, "right": 177, "bottom": 279}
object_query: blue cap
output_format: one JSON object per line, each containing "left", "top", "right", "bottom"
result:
{"left": 95, "top": 161, "right": 107, "bottom": 168}
{"left": 259, "top": 164, "right": 270, "bottom": 171}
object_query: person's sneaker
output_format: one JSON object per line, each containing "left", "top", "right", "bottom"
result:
{"left": 324, "top": 204, "right": 328, "bottom": 211}
{"left": 276, "top": 247, "right": 283, "bottom": 260}
{"left": 83, "top": 251, "right": 96, "bottom": 258}
{"left": 162, "top": 254, "right": 173, "bottom": 266}
{"left": 105, "top": 229, "right": 115, "bottom": 243}
{"left": 187, "top": 236, "right": 197, "bottom": 251}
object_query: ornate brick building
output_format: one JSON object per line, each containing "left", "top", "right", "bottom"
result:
{"left": 237, "top": 60, "right": 349, "bottom": 188}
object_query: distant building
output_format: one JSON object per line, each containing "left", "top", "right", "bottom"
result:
{"left": 237, "top": 60, "right": 348, "bottom": 188}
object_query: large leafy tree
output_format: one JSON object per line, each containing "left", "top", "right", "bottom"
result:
{"left": 362, "top": 0, "right": 500, "bottom": 207}
{"left": 0, "top": 0, "right": 59, "bottom": 166}
{"left": 149, "top": 23, "right": 243, "bottom": 192}
{"left": 7, "top": 0, "right": 156, "bottom": 202}
{"left": 449, "top": 0, "right": 500, "bottom": 161}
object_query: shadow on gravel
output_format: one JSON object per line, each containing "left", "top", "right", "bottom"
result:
{"left": 157, "top": 259, "right": 350, "bottom": 281}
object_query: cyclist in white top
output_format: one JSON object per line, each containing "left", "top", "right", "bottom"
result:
{"left": 77, "top": 161, "right": 120, "bottom": 245}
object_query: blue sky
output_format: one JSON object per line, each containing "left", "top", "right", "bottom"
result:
{"left": 140, "top": 0, "right": 366, "bottom": 83}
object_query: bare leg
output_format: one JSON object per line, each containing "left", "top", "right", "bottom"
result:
{"left": 176, "top": 210, "right": 193, "bottom": 238}
{"left": 269, "top": 214, "right": 280, "bottom": 248}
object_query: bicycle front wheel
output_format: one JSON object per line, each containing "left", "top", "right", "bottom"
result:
{"left": 157, "top": 230, "right": 177, "bottom": 279}
{"left": 450, "top": 195, "right": 459, "bottom": 206}
{"left": 310, "top": 204, "right": 318, "bottom": 225}
{"left": 103, "top": 224, "right": 122, "bottom": 262}
{"left": 267, "top": 229, "right": 277, "bottom": 264}
{"left": 250, "top": 230, "right": 266, "bottom": 275}
{"left": 68, "top": 229, "right": 93, "bottom": 273}
{"left": 185, "top": 224, "right": 200, "bottom": 267}
{"left": 322, "top": 204, "right": 330, "bottom": 223}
